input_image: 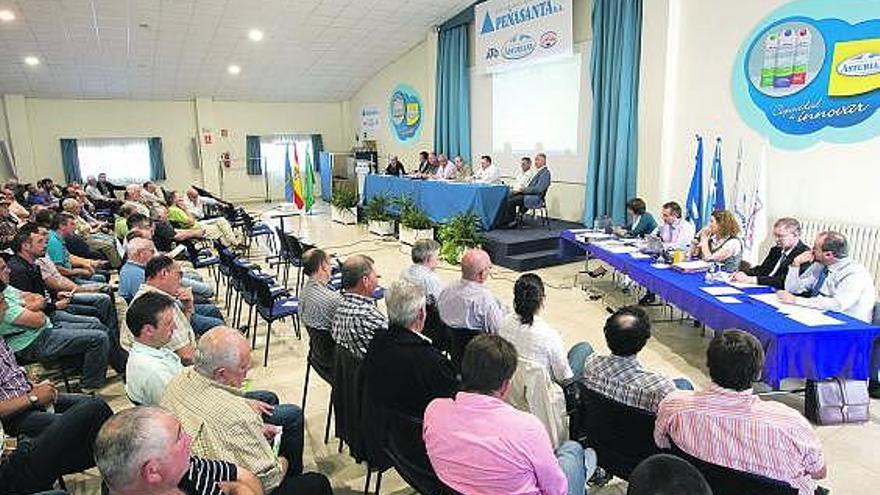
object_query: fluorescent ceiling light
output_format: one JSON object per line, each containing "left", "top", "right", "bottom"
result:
{"left": 227, "top": 64, "right": 241, "bottom": 75}
{"left": 0, "top": 10, "right": 15, "bottom": 22}
{"left": 24, "top": 56, "right": 40, "bottom": 66}
{"left": 248, "top": 29, "right": 263, "bottom": 42}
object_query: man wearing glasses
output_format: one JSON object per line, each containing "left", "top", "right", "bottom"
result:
{"left": 732, "top": 217, "right": 809, "bottom": 290}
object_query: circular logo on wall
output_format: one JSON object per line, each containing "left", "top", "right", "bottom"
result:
{"left": 388, "top": 84, "right": 423, "bottom": 144}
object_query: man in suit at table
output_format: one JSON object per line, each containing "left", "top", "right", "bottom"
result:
{"left": 501, "top": 153, "right": 551, "bottom": 228}
{"left": 732, "top": 217, "right": 809, "bottom": 290}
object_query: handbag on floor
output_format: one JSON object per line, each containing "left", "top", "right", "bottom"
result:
{"left": 804, "top": 378, "right": 870, "bottom": 425}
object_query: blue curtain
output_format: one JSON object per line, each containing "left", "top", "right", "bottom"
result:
{"left": 246, "top": 135, "right": 262, "bottom": 175}
{"left": 148, "top": 137, "right": 166, "bottom": 181}
{"left": 310, "top": 134, "right": 323, "bottom": 172}
{"left": 59, "top": 138, "right": 81, "bottom": 183}
{"left": 583, "top": 0, "right": 643, "bottom": 226}
{"left": 434, "top": 24, "right": 471, "bottom": 161}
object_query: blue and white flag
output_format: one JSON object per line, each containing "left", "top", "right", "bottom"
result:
{"left": 685, "top": 135, "right": 704, "bottom": 230}
{"left": 703, "top": 137, "right": 725, "bottom": 222}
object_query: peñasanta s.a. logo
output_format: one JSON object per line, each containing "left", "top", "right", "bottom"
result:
{"left": 503, "top": 34, "right": 536, "bottom": 60}
{"left": 836, "top": 52, "right": 880, "bottom": 77}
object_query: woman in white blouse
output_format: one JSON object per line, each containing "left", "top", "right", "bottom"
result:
{"left": 499, "top": 274, "right": 590, "bottom": 384}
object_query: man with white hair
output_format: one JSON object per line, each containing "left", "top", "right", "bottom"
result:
{"left": 400, "top": 238, "right": 443, "bottom": 303}
{"left": 94, "top": 406, "right": 264, "bottom": 495}
{"left": 363, "top": 279, "right": 458, "bottom": 416}
{"left": 124, "top": 184, "right": 150, "bottom": 216}
{"left": 161, "top": 327, "right": 328, "bottom": 495}
{"left": 437, "top": 248, "right": 506, "bottom": 333}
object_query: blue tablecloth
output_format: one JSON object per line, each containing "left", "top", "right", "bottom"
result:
{"left": 362, "top": 175, "right": 509, "bottom": 229}
{"left": 559, "top": 230, "right": 880, "bottom": 387}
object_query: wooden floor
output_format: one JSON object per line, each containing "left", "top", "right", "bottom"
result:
{"left": 62, "top": 200, "right": 880, "bottom": 494}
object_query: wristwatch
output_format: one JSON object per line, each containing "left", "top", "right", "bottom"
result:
{"left": 28, "top": 394, "right": 39, "bottom": 407}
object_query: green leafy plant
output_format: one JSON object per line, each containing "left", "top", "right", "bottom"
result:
{"left": 437, "top": 211, "right": 483, "bottom": 264}
{"left": 364, "top": 194, "right": 395, "bottom": 223}
{"left": 395, "top": 194, "right": 433, "bottom": 230}
{"left": 330, "top": 184, "right": 358, "bottom": 210}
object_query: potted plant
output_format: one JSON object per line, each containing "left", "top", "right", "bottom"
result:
{"left": 330, "top": 185, "right": 358, "bottom": 225}
{"left": 396, "top": 195, "right": 434, "bottom": 245}
{"left": 365, "top": 194, "right": 396, "bottom": 236}
{"left": 438, "top": 211, "right": 483, "bottom": 264}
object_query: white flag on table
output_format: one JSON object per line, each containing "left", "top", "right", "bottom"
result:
{"left": 731, "top": 140, "right": 749, "bottom": 230}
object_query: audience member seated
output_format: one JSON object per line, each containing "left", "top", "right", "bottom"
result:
{"left": 150, "top": 205, "right": 205, "bottom": 254}
{"left": 141, "top": 181, "right": 165, "bottom": 206}
{"left": 0, "top": 197, "right": 20, "bottom": 250}
{"left": 96, "top": 173, "right": 125, "bottom": 197}
{"left": 331, "top": 254, "right": 387, "bottom": 359}
{"left": 732, "top": 217, "right": 809, "bottom": 290}
{"left": 473, "top": 154, "right": 499, "bottom": 184}
{"left": 61, "top": 198, "right": 122, "bottom": 268}
{"left": 655, "top": 330, "right": 826, "bottom": 495}
{"left": 385, "top": 156, "right": 406, "bottom": 176}
{"left": 94, "top": 406, "right": 266, "bottom": 495}
{"left": 119, "top": 237, "right": 158, "bottom": 302}
{"left": 184, "top": 187, "right": 223, "bottom": 220}
{"left": 437, "top": 248, "right": 506, "bottom": 333}
{"left": 0, "top": 289, "right": 113, "bottom": 495}
{"left": 615, "top": 198, "right": 658, "bottom": 238}
{"left": 161, "top": 327, "right": 328, "bottom": 495}
{"left": 424, "top": 334, "right": 596, "bottom": 495}
{"left": 168, "top": 191, "right": 242, "bottom": 248}
{"left": 691, "top": 209, "right": 743, "bottom": 272}
{"left": 400, "top": 239, "right": 443, "bottom": 303}
{"left": 626, "top": 454, "right": 711, "bottom": 495}
{"left": 501, "top": 153, "right": 552, "bottom": 227}
{"left": 499, "top": 273, "right": 581, "bottom": 384}
{"left": 45, "top": 212, "right": 109, "bottom": 283}
{"left": 0, "top": 270, "right": 109, "bottom": 391}
{"left": 125, "top": 215, "right": 216, "bottom": 303}
{"left": 130, "top": 256, "right": 197, "bottom": 365}
{"left": 123, "top": 184, "right": 151, "bottom": 216}
{"left": 779, "top": 230, "right": 876, "bottom": 322}
{"left": 84, "top": 175, "right": 122, "bottom": 212}
{"left": 114, "top": 204, "right": 136, "bottom": 240}
{"left": 299, "top": 248, "right": 343, "bottom": 333}
{"left": 510, "top": 156, "right": 535, "bottom": 192}
{"left": 125, "top": 292, "right": 183, "bottom": 405}
{"left": 363, "top": 279, "right": 458, "bottom": 417}
{"left": 581, "top": 306, "right": 691, "bottom": 413}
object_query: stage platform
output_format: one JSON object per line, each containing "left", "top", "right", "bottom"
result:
{"left": 483, "top": 218, "right": 586, "bottom": 272}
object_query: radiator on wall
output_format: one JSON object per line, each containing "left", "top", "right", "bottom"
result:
{"left": 800, "top": 219, "right": 880, "bottom": 297}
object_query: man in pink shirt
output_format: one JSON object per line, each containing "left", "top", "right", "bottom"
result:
{"left": 424, "top": 334, "right": 596, "bottom": 495}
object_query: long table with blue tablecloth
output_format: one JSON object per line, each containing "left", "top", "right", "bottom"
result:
{"left": 559, "top": 230, "right": 880, "bottom": 388}
{"left": 362, "top": 175, "right": 509, "bottom": 229}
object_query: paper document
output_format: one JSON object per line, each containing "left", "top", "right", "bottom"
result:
{"left": 717, "top": 296, "right": 742, "bottom": 304}
{"left": 700, "top": 286, "right": 743, "bottom": 296}
{"left": 651, "top": 263, "right": 671, "bottom": 269}
{"left": 630, "top": 252, "right": 651, "bottom": 260}
{"left": 784, "top": 308, "right": 844, "bottom": 327}
{"left": 729, "top": 281, "right": 764, "bottom": 289}
{"left": 672, "top": 260, "right": 711, "bottom": 272}
{"left": 605, "top": 245, "right": 639, "bottom": 254}
{"left": 749, "top": 292, "right": 787, "bottom": 309}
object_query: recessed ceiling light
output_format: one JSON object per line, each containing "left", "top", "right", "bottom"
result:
{"left": 227, "top": 64, "right": 241, "bottom": 75}
{"left": 24, "top": 56, "right": 40, "bottom": 66}
{"left": 0, "top": 10, "right": 15, "bottom": 22}
{"left": 248, "top": 29, "right": 263, "bottom": 42}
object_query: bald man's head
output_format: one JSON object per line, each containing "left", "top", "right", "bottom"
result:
{"left": 194, "top": 326, "right": 250, "bottom": 387}
{"left": 461, "top": 248, "right": 492, "bottom": 283}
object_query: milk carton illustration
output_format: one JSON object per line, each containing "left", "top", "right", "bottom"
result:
{"left": 791, "top": 28, "right": 811, "bottom": 85}
{"left": 761, "top": 32, "right": 779, "bottom": 87}
{"left": 774, "top": 28, "right": 796, "bottom": 88}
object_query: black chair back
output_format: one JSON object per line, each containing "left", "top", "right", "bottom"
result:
{"left": 577, "top": 385, "right": 660, "bottom": 479}
{"left": 333, "top": 345, "right": 390, "bottom": 470}
{"left": 383, "top": 409, "right": 460, "bottom": 495}
{"left": 422, "top": 302, "right": 450, "bottom": 354}
{"left": 669, "top": 442, "right": 798, "bottom": 495}
{"left": 305, "top": 325, "right": 336, "bottom": 383}
{"left": 448, "top": 327, "right": 482, "bottom": 371}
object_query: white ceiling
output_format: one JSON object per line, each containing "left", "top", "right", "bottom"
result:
{"left": 0, "top": 0, "right": 472, "bottom": 102}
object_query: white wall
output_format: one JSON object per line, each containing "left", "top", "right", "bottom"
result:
{"left": 0, "top": 96, "right": 346, "bottom": 202}
{"left": 346, "top": 33, "right": 438, "bottom": 169}
{"left": 639, "top": 0, "right": 880, "bottom": 227}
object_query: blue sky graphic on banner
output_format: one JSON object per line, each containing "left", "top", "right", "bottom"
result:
{"left": 388, "top": 84, "right": 423, "bottom": 144}
{"left": 732, "top": 0, "right": 880, "bottom": 149}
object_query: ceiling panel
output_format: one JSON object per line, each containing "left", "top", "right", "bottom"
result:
{"left": 0, "top": 0, "right": 472, "bottom": 101}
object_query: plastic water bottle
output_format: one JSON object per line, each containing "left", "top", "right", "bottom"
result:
{"left": 705, "top": 261, "right": 718, "bottom": 283}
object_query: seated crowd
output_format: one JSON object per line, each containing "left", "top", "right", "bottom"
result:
{"left": 0, "top": 171, "right": 873, "bottom": 495}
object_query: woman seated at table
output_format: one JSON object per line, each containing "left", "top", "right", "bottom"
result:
{"left": 691, "top": 209, "right": 743, "bottom": 272}
{"left": 614, "top": 197, "right": 657, "bottom": 238}
{"left": 385, "top": 156, "right": 406, "bottom": 176}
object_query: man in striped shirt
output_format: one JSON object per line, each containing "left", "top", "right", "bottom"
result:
{"left": 655, "top": 330, "right": 826, "bottom": 495}
{"left": 299, "top": 248, "right": 343, "bottom": 333}
{"left": 332, "top": 255, "right": 387, "bottom": 359}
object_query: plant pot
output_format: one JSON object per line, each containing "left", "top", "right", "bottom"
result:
{"left": 332, "top": 206, "right": 358, "bottom": 225}
{"left": 369, "top": 220, "right": 395, "bottom": 236}
{"left": 399, "top": 226, "right": 434, "bottom": 246}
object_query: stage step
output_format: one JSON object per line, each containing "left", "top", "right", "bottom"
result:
{"left": 498, "top": 248, "right": 572, "bottom": 272}
{"left": 481, "top": 218, "right": 586, "bottom": 272}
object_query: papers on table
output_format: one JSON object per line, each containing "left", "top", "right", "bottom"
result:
{"left": 749, "top": 293, "right": 845, "bottom": 326}
{"left": 700, "top": 286, "right": 744, "bottom": 296}
{"left": 749, "top": 292, "right": 787, "bottom": 309}
{"left": 717, "top": 296, "right": 742, "bottom": 304}
{"left": 630, "top": 252, "right": 651, "bottom": 260}
{"left": 604, "top": 245, "right": 640, "bottom": 254}
{"left": 728, "top": 281, "right": 764, "bottom": 289}
{"left": 651, "top": 263, "right": 671, "bottom": 269}
{"left": 672, "top": 260, "right": 711, "bottom": 273}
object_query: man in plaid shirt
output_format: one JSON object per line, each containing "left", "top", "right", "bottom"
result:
{"left": 332, "top": 255, "right": 387, "bottom": 360}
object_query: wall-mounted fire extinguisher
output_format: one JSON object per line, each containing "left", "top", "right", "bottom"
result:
{"left": 221, "top": 152, "right": 232, "bottom": 168}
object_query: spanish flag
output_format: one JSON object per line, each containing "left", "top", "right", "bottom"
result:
{"left": 292, "top": 145, "right": 305, "bottom": 209}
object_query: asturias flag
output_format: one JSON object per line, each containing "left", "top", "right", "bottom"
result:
{"left": 292, "top": 145, "right": 305, "bottom": 209}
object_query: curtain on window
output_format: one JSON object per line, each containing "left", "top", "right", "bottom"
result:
{"left": 59, "top": 138, "right": 82, "bottom": 183}
{"left": 148, "top": 137, "right": 166, "bottom": 181}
